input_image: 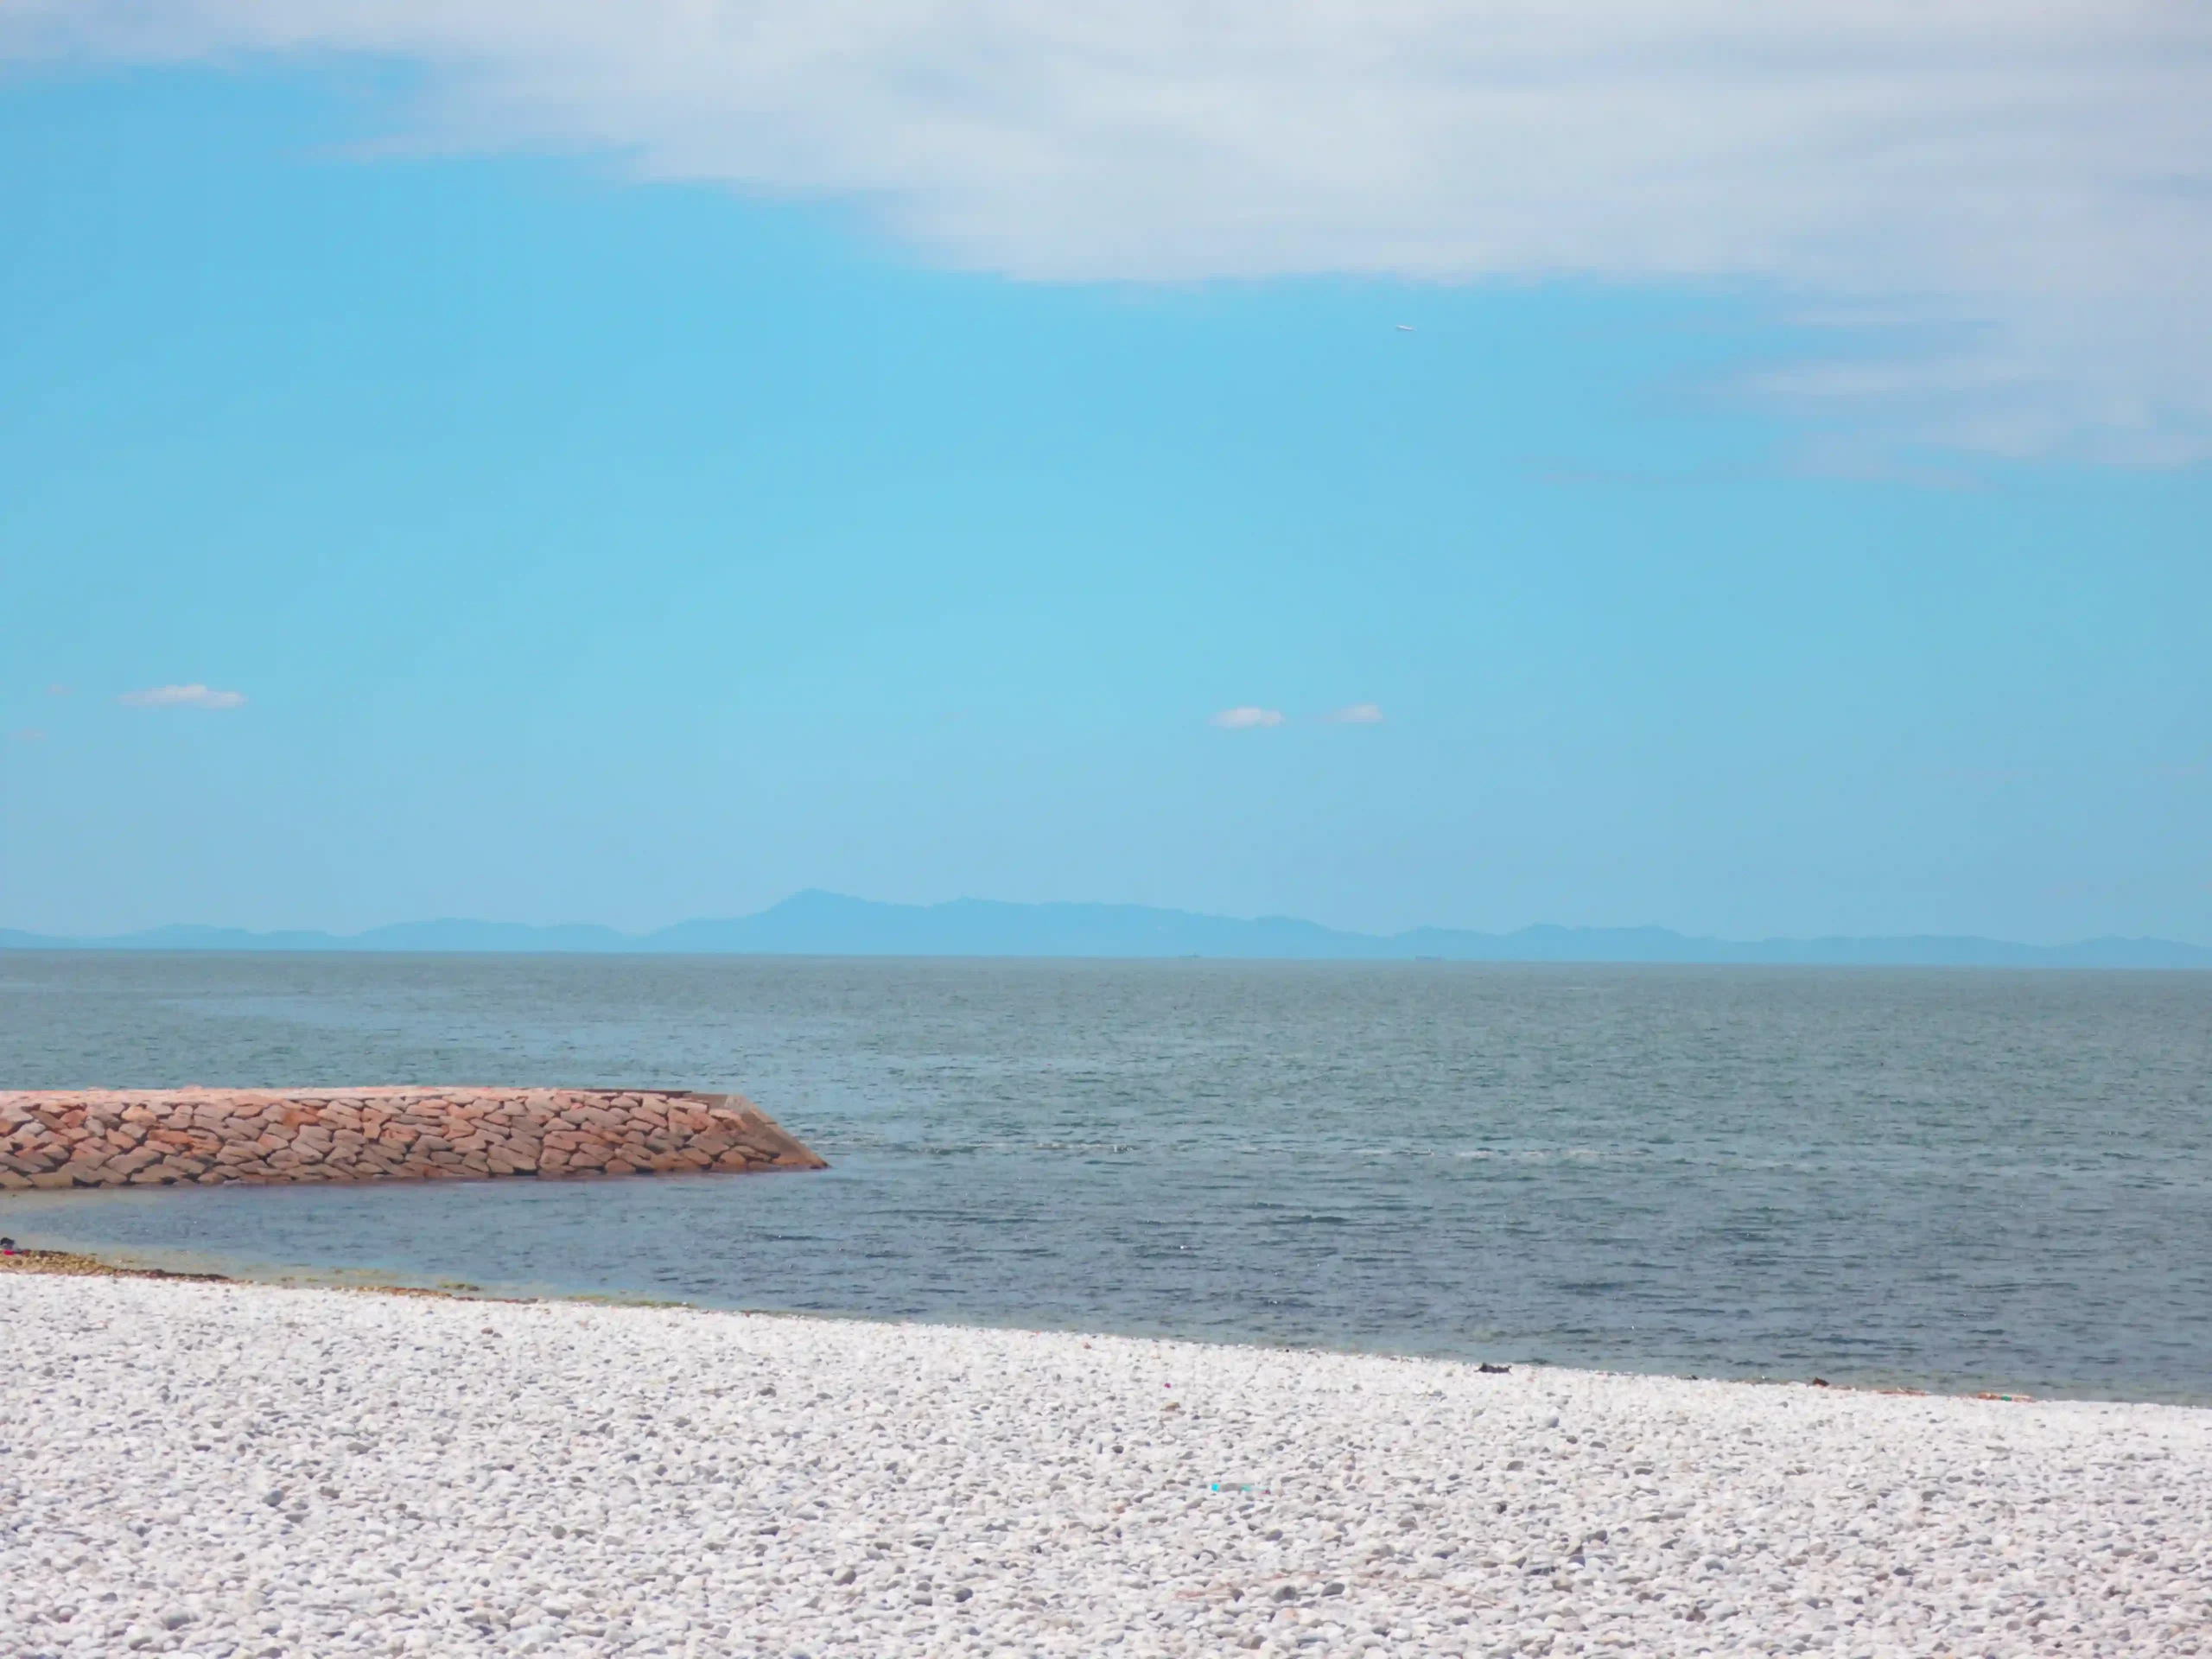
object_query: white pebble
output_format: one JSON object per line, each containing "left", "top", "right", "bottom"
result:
{"left": 0, "top": 1274, "right": 2207, "bottom": 1656}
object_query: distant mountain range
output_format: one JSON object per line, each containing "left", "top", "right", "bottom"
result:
{"left": 3, "top": 890, "right": 2209, "bottom": 968}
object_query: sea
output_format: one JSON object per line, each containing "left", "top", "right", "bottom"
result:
{"left": 3, "top": 951, "right": 2208, "bottom": 1402}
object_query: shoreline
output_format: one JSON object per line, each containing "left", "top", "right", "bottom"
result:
{"left": 4, "top": 1269, "right": 2206, "bottom": 1658}
{"left": 1, "top": 1238, "right": 2056, "bottom": 1407}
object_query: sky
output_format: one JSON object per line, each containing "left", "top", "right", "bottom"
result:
{"left": 2, "top": 4, "right": 2209, "bottom": 944}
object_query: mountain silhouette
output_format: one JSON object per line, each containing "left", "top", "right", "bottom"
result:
{"left": 4, "top": 891, "right": 2207, "bottom": 967}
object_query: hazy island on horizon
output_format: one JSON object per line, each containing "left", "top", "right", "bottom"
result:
{"left": 3, "top": 889, "right": 2207, "bottom": 969}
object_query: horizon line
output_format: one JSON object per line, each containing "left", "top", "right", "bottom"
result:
{"left": 3, "top": 891, "right": 2208, "bottom": 967}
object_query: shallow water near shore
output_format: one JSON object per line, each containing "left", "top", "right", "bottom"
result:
{"left": 4, "top": 951, "right": 2209, "bottom": 1402}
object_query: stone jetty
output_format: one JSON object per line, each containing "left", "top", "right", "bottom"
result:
{"left": 0, "top": 1087, "right": 825, "bottom": 1191}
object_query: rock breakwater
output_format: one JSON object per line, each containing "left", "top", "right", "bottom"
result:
{"left": 0, "top": 1087, "right": 824, "bottom": 1192}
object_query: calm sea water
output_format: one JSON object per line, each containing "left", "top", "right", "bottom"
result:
{"left": 3, "top": 952, "right": 2208, "bottom": 1402}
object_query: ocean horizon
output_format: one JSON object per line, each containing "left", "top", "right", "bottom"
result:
{"left": 7, "top": 889, "right": 2210, "bottom": 969}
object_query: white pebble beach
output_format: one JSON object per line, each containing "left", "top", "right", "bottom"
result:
{"left": 3, "top": 1274, "right": 2207, "bottom": 1659}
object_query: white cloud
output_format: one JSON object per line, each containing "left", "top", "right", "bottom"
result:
{"left": 1325, "top": 702, "right": 1385, "bottom": 725}
{"left": 1211, "top": 706, "right": 1285, "bottom": 729}
{"left": 9, "top": 728, "right": 46, "bottom": 743}
{"left": 118, "top": 684, "right": 248, "bottom": 709}
{"left": 5, "top": 1, "right": 2209, "bottom": 460}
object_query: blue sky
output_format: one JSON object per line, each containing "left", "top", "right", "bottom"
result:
{"left": 3, "top": 14, "right": 2209, "bottom": 943}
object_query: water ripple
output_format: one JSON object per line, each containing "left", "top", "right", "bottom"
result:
{"left": 3, "top": 954, "right": 2209, "bottom": 1401}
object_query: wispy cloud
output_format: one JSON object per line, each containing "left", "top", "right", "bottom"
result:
{"left": 1325, "top": 702, "right": 1384, "bottom": 725}
{"left": 1211, "top": 706, "right": 1285, "bottom": 730}
{"left": 45, "top": 683, "right": 71, "bottom": 697}
{"left": 5, "top": 2, "right": 2208, "bottom": 461}
{"left": 9, "top": 728, "right": 45, "bottom": 743}
{"left": 118, "top": 684, "right": 248, "bottom": 710}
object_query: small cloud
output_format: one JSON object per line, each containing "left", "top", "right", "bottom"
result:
{"left": 1210, "top": 706, "right": 1284, "bottom": 729}
{"left": 118, "top": 683, "right": 247, "bottom": 710}
{"left": 10, "top": 728, "right": 44, "bottom": 743}
{"left": 1325, "top": 702, "right": 1385, "bottom": 725}
{"left": 45, "top": 683, "right": 71, "bottom": 696}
